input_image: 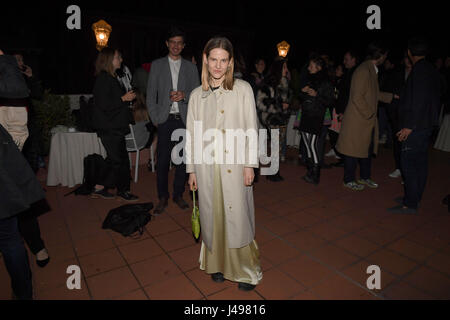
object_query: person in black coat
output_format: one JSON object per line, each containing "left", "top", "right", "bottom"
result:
{"left": 388, "top": 37, "right": 441, "bottom": 214}
{"left": 298, "top": 57, "right": 335, "bottom": 184}
{"left": 380, "top": 54, "right": 413, "bottom": 179}
{"left": 92, "top": 47, "right": 138, "bottom": 202}
{"left": 0, "top": 123, "right": 45, "bottom": 299}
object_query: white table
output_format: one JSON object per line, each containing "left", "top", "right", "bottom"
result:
{"left": 47, "top": 131, "right": 106, "bottom": 187}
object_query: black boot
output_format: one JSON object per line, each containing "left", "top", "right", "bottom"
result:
{"left": 302, "top": 159, "right": 313, "bottom": 182}
{"left": 304, "top": 164, "right": 320, "bottom": 185}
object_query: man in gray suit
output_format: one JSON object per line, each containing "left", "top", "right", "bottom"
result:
{"left": 147, "top": 26, "right": 200, "bottom": 214}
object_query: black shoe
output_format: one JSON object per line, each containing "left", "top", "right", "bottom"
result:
{"left": 36, "top": 248, "right": 50, "bottom": 268}
{"left": 211, "top": 272, "right": 224, "bottom": 283}
{"left": 117, "top": 191, "right": 139, "bottom": 202}
{"left": 36, "top": 257, "right": 50, "bottom": 268}
{"left": 154, "top": 198, "right": 168, "bottom": 215}
{"left": 303, "top": 165, "right": 320, "bottom": 185}
{"left": 238, "top": 282, "right": 256, "bottom": 291}
{"left": 91, "top": 188, "right": 115, "bottom": 200}
{"left": 174, "top": 197, "right": 189, "bottom": 210}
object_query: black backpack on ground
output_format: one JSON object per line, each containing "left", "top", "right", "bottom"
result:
{"left": 102, "top": 202, "right": 153, "bottom": 237}
{"left": 65, "top": 153, "right": 112, "bottom": 196}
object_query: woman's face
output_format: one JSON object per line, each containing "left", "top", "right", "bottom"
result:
{"left": 205, "top": 48, "right": 231, "bottom": 82}
{"left": 308, "top": 60, "right": 322, "bottom": 74}
{"left": 255, "top": 59, "right": 265, "bottom": 74}
{"left": 112, "top": 51, "right": 122, "bottom": 71}
{"left": 282, "top": 62, "right": 289, "bottom": 77}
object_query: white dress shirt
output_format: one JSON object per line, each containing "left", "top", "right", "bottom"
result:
{"left": 168, "top": 56, "right": 181, "bottom": 114}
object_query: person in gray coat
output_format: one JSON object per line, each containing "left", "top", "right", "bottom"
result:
{"left": 146, "top": 26, "right": 200, "bottom": 214}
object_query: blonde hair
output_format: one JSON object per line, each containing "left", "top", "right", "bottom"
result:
{"left": 201, "top": 37, "right": 235, "bottom": 91}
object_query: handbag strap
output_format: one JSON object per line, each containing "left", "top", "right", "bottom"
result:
{"left": 193, "top": 189, "right": 196, "bottom": 208}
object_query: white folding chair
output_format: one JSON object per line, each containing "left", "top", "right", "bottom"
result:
{"left": 125, "top": 124, "right": 153, "bottom": 183}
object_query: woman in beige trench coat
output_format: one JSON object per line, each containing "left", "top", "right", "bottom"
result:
{"left": 186, "top": 37, "right": 262, "bottom": 291}
{"left": 336, "top": 42, "right": 394, "bottom": 190}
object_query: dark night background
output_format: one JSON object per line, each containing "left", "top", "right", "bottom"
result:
{"left": 1, "top": 0, "right": 448, "bottom": 94}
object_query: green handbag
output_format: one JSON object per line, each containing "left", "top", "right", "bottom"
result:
{"left": 191, "top": 189, "right": 201, "bottom": 241}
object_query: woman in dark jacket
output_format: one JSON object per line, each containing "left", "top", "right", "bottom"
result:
{"left": 256, "top": 58, "right": 292, "bottom": 181}
{"left": 92, "top": 47, "right": 138, "bottom": 201}
{"left": 299, "top": 57, "right": 334, "bottom": 184}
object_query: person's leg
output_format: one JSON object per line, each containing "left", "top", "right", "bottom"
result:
{"left": 416, "top": 129, "right": 433, "bottom": 203}
{"left": 317, "top": 126, "right": 328, "bottom": 167}
{"left": 17, "top": 210, "right": 45, "bottom": 255}
{"left": 343, "top": 156, "right": 357, "bottom": 184}
{"left": 0, "top": 217, "right": 33, "bottom": 300}
{"left": 155, "top": 121, "right": 171, "bottom": 200}
{"left": 172, "top": 118, "right": 187, "bottom": 200}
{"left": 99, "top": 132, "right": 131, "bottom": 194}
{"left": 116, "top": 134, "right": 132, "bottom": 193}
{"left": 280, "top": 125, "right": 287, "bottom": 161}
{"left": 401, "top": 133, "right": 420, "bottom": 209}
{"left": 359, "top": 156, "right": 372, "bottom": 180}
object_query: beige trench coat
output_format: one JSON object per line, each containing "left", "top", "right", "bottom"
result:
{"left": 186, "top": 79, "right": 259, "bottom": 250}
{"left": 336, "top": 60, "right": 393, "bottom": 158}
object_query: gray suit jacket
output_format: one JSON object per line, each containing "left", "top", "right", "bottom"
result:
{"left": 146, "top": 56, "right": 200, "bottom": 125}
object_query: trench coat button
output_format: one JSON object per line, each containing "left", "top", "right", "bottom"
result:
{"left": 224, "top": 150, "right": 229, "bottom": 154}
{"left": 222, "top": 129, "right": 226, "bottom": 134}
{"left": 220, "top": 110, "right": 224, "bottom": 114}
{"left": 227, "top": 169, "right": 232, "bottom": 173}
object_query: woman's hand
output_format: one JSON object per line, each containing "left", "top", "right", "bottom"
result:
{"left": 121, "top": 90, "right": 136, "bottom": 102}
{"left": 307, "top": 88, "right": 317, "bottom": 97}
{"left": 301, "top": 86, "right": 310, "bottom": 93}
{"left": 188, "top": 173, "right": 198, "bottom": 191}
{"left": 282, "top": 103, "right": 289, "bottom": 110}
{"left": 244, "top": 167, "right": 255, "bottom": 186}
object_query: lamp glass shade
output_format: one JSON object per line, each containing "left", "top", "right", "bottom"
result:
{"left": 277, "top": 41, "right": 290, "bottom": 58}
{"left": 92, "top": 20, "right": 112, "bottom": 51}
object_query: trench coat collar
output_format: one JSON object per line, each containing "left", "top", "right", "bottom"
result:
{"left": 201, "top": 83, "right": 232, "bottom": 98}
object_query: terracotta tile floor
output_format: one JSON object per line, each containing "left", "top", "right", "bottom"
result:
{"left": 1, "top": 146, "right": 449, "bottom": 300}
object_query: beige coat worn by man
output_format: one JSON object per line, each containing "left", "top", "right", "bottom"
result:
{"left": 336, "top": 60, "right": 393, "bottom": 158}
{"left": 186, "top": 79, "right": 259, "bottom": 250}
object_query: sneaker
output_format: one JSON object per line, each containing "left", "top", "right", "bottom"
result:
{"left": 343, "top": 181, "right": 365, "bottom": 191}
{"left": 357, "top": 179, "right": 379, "bottom": 188}
{"left": 389, "top": 169, "right": 401, "bottom": 178}
{"left": 91, "top": 189, "right": 115, "bottom": 200}
{"left": 117, "top": 191, "right": 139, "bottom": 202}
{"left": 325, "top": 149, "right": 336, "bottom": 157}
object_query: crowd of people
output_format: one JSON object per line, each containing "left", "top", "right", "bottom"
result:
{"left": 0, "top": 24, "right": 448, "bottom": 298}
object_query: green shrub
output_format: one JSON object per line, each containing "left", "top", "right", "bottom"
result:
{"left": 32, "top": 90, "right": 75, "bottom": 155}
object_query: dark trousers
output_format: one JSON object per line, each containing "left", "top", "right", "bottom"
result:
{"left": 401, "top": 128, "right": 433, "bottom": 209}
{"left": 0, "top": 216, "right": 33, "bottom": 300}
{"left": 156, "top": 117, "right": 187, "bottom": 200}
{"left": 344, "top": 156, "right": 372, "bottom": 183}
{"left": 18, "top": 209, "right": 45, "bottom": 255}
{"left": 98, "top": 130, "right": 131, "bottom": 193}
{"left": 386, "top": 104, "right": 402, "bottom": 170}
{"left": 300, "top": 131, "right": 320, "bottom": 165}
{"left": 317, "top": 125, "right": 329, "bottom": 166}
